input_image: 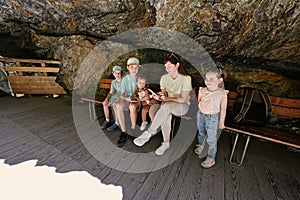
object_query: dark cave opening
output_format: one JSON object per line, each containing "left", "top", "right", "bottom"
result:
{"left": 0, "top": 33, "right": 39, "bottom": 59}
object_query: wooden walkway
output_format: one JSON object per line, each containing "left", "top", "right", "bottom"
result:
{"left": 0, "top": 96, "right": 299, "bottom": 200}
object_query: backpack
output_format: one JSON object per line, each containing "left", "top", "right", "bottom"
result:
{"left": 232, "top": 85, "right": 272, "bottom": 126}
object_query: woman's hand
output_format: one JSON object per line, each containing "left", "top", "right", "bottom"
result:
{"left": 151, "top": 92, "right": 161, "bottom": 101}
{"left": 156, "top": 91, "right": 168, "bottom": 101}
{"left": 156, "top": 92, "right": 164, "bottom": 101}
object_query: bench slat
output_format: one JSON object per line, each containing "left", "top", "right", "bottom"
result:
{"left": 5, "top": 66, "right": 60, "bottom": 73}
{"left": 100, "top": 79, "right": 113, "bottom": 84}
{"left": 0, "top": 57, "right": 61, "bottom": 65}
{"left": 227, "top": 91, "right": 239, "bottom": 107}
{"left": 11, "top": 89, "right": 66, "bottom": 94}
{"left": 228, "top": 91, "right": 239, "bottom": 98}
{"left": 269, "top": 96, "right": 300, "bottom": 109}
{"left": 225, "top": 126, "right": 300, "bottom": 149}
{"left": 8, "top": 76, "right": 66, "bottom": 94}
{"left": 99, "top": 83, "right": 112, "bottom": 89}
{"left": 99, "top": 79, "right": 113, "bottom": 89}
{"left": 8, "top": 76, "right": 57, "bottom": 82}
{"left": 81, "top": 96, "right": 106, "bottom": 104}
{"left": 8, "top": 82, "right": 60, "bottom": 89}
{"left": 227, "top": 91, "right": 300, "bottom": 117}
{"left": 271, "top": 106, "right": 300, "bottom": 118}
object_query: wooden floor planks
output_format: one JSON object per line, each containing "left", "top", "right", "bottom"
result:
{"left": 0, "top": 95, "right": 299, "bottom": 200}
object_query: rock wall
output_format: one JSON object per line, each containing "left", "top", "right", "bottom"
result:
{"left": 0, "top": 0, "right": 299, "bottom": 97}
{"left": 154, "top": 0, "right": 299, "bottom": 63}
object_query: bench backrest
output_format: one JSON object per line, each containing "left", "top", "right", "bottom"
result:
{"left": 99, "top": 78, "right": 161, "bottom": 91}
{"left": 99, "top": 78, "right": 113, "bottom": 89}
{"left": 228, "top": 91, "right": 300, "bottom": 118}
{"left": 1, "top": 57, "right": 67, "bottom": 95}
{"left": 97, "top": 80, "right": 300, "bottom": 119}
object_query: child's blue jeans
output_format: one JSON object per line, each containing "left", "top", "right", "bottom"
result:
{"left": 197, "top": 110, "right": 219, "bottom": 159}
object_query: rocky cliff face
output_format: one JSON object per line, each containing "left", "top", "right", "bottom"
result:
{"left": 0, "top": 0, "right": 299, "bottom": 97}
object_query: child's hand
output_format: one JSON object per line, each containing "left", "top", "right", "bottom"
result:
{"left": 219, "top": 122, "right": 225, "bottom": 129}
{"left": 130, "top": 98, "right": 138, "bottom": 103}
{"left": 102, "top": 99, "right": 109, "bottom": 106}
{"left": 152, "top": 93, "right": 161, "bottom": 101}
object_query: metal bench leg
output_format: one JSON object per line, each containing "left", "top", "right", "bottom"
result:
{"left": 170, "top": 115, "right": 191, "bottom": 140}
{"left": 171, "top": 116, "right": 176, "bottom": 140}
{"left": 229, "top": 133, "right": 251, "bottom": 166}
{"left": 88, "top": 102, "right": 96, "bottom": 121}
{"left": 171, "top": 115, "right": 181, "bottom": 140}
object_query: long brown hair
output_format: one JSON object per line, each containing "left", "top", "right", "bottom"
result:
{"left": 164, "top": 52, "right": 188, "bottom": 75}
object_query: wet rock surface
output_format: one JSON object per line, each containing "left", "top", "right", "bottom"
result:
{"left": 0, "top": 0, "right": 299, "bottom": 97}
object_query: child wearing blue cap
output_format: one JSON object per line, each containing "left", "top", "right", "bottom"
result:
{"left": 101, "top": 65, "right": 123, "bottom": 131}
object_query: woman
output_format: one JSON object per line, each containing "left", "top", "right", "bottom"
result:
{"left": 133, "top": 52, "right": 192, "bottom": 155}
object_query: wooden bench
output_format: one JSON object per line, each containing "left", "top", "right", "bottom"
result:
{"left": 0, "top": 57, "right": 67, "bottom": 96}
{"left": 225, "top": 91, "right": 300, "bottom": 166}
{"left": 81, "top": 78, "right": 164, "bottom": 121}
{"left": 80, "top": 78, "right": 191, "bottom": 135}
{"left": 81, "top": 78, "right": 113, "bottom": 120}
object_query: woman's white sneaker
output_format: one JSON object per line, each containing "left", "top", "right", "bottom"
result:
{"left": 133, "top": 131, "right": 151, "bottom": 146}
{"left": 155, "top": 142, "right": 170, "bottom": 156}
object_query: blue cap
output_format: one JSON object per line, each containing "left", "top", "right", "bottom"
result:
{"left": 112, "top": 65, "right": 122, "bottom": 72}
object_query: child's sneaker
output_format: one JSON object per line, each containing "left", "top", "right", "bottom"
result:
{"left": 107, "top": 123, "right": 120, "bottom": 132}
{"left": 194, "top": 144, "right": 203, "bottom": 155}
{"left": 201, "top": 157, "right": 215, "bottom": 168}
{"left": 117, "top": 132, "right": 129, "bottom": 147}
{"left": 133, "top": 131, "right": 151, "bottom": 146}
{"left": 155, "top": 142, "right": 170, "bottom": 156}
{"left": 140, "top": 121, "right": 148, "bottom": 131}
{"left": 101, "top": 120, "right": 110, "bottom": 129}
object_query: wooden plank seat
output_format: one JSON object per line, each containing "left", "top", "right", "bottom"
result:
{"left": 0, "top": 57, "right": 67, "bottom": 95}
{"left": 225, "top": 91, "right": 300, "bottom": 166}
